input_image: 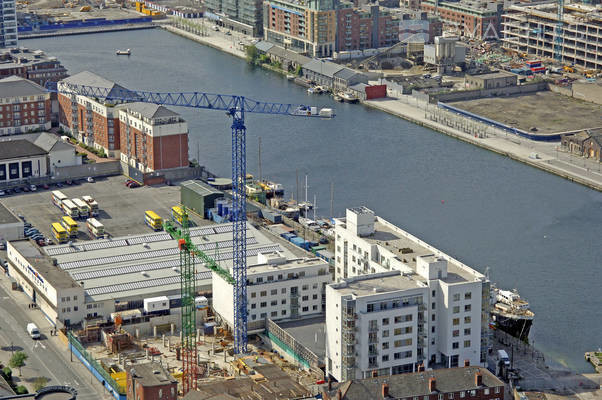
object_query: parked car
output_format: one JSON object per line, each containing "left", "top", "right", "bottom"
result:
{"left": 42, "top": 184, "right": 50, "bottom": 190}
{"left": 87, "top": 176, "right": 95, "bottom": 183}
{"left": 5, "top": 188, "right": 11, "bottom": 195}
{"left": 37, "top": 239, "right": 47, "bottom": 247}
{"left": 125, "top": 179, "right": 134, "bottom": 186}
{"left": 31, "top": 234, "right": 44, "bottom": 241}
{"left": 23, "top": 186, "right": 30, "bottom": 192}
{"left": 30, "top": 184, "right": 37, "bottom": 191}
{"left": 129, "top": 181, "right": 141, "bottom": 189}
{"left": 14, "top": 187, "right": 22, "bottom": 193}
{"left": 56, "top": 182, "right": 64, "bottom": 188}
{"left": 65, "top": 180, "right": 73, "bottom": 185}
{"left": 0, "top": 190, "right": 5, "bottom": 196}
{"left": 24, "top": 222, "right": 32, "bottom": 228}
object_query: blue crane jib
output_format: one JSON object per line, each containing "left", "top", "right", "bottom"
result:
{"left": 47, "top": 80, "right": 334, "bottom": 358}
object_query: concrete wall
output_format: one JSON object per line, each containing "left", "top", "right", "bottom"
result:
{"left": 549, "top": 82, "right": 602, "bottom": 106}
{"left": 432, "top": 81, "right": 547, "bottom": 103}
{"left": 53, "top": 160, "right": 121, "bottom": 180}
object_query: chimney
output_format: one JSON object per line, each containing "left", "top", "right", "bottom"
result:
{"left": 464, "top": 359, "right": 470, "bottom": 367}
{"left": 382, "top": 383, "right": 389, "bottom": 398}
{"left": 372, "top": 370, "right": 378, "bottom": 378}
{"left": 429, "top": 377, "right": 436, "bottom": 392}
{"left": 337, "top": 389, "right": 342, "bottom": 400}
{"left": 475, "top": 372, "right": 483, "bottom": 386}
{"left": 328, "top": 378, "right": 333, "bottom": 391}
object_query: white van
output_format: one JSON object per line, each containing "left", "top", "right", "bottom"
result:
{"left": 497, "top": 349, "right": 510, "bottom": 367}
{"left": 27, "top": 323, "right": 40, "bottom": 339}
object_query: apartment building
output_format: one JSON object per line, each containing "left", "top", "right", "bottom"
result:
{"left": 263, "top": 0, "right": 336, "bottom": 57}
{"left": 335, "top": 4, "right": 399, "bottom": 52}
{"left": 118, "top": 102, "right": 188, "bottom": 172}
{"left": 213, "top": 251, "right": 332, "bottom": 332}
{"left": 57, "top": 71, "right": 131, "bottom": 156}
{"left": 205, "top": 0, "right": 263, "bottom": 36}
{"left": 0, "top": 76, "right": 51, "bottom": 135}
{"left": 0, "top": 0, "right": 17, "bottom": 48}
{"left": 421, "top": 0, "right": 503, "bottom": 40}
{"left": 0, "top": 47, "right": 68, "bottom": 85}
{"left": 502, "top": 3, "right": 602, "bottom": 70}
{"left": 328, "top": 207, "right": 490, "bottom": 381}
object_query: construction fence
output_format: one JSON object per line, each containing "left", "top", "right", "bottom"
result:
{"left": 67, "top": 331, "right": 127, "bottom": 400}
{"left": 266, "top": 319, "right": 320, "bottom": 371}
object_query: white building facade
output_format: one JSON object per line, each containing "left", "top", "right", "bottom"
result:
{"left": 0, "top": 0, "right": 17, "bottom": 48}
{"left": 327, "top": 207, "right": 490, "bottom": 381}
{"left": 212, "top": 251, "right": 332, "bottom": 332}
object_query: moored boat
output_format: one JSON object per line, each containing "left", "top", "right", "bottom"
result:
{"left": 490, "top": 286, "right": 534, "bottom": 342}
{"left": 341, "top": 92, "right": 359, "bottom": 103}
{"left": 116, "top": 49, "right": 131, "bottom": 56}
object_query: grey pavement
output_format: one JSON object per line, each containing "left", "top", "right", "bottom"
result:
{"left": 0, "top": 269, "right": 110, "bottom": 399}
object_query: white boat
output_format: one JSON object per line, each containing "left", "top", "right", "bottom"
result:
{"left": 341, "top": 92, "right": 359, "bottom": 103}
{"left": 333, "top": 94, "right": 343, "bottom": 102}
{"left": 307, "top": 86, "right": 324, "bottom": 95}
{"left": 116, "top": 49, "right": 131, "bottom": 56}
{"left": 286, "top": 74, "right": 295, "bottom": 80}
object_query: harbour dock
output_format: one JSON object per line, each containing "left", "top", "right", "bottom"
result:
{"left": 19, "top": 23, "right": 156, "bottom": 39}
{"left": 585, "top": 351, "right": 602, "bottom": 373}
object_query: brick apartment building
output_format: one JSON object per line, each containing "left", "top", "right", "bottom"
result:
{"left": 118, "top": 102, "right": 189, "bottom": 172}
{"left": 126, "top": 362, "right": 177, "bottom": 400}
{"left": 335, "top": 4, "right": 399, "bottom": 51}
{"left": 321, "top": 366, "right": 505, "bottom": 400}
{"left": 0, "top": 47, "right": 68, "bottom": 85}
{"left": 57, "top": 71, "right": 133, "bottom": 157}
{"left": 421, "top": 0, "right": 503, "bottom": 40}
{"left": 0, "top": 76, "right": 51, "bottom": 136}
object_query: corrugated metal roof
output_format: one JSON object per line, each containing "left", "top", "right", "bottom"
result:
{"left": 124, "top": 102, "right": 180, "bottom": 119}
{"left": 0, "top": 139, "right": 46, "bottom": 160}
{"left": 302, "top": 59, "right": 344, "bottom": 77}
{"left": 180, "top": 180, "right": 223, "bottom": 196}
{"left": 255, "top": 41, "right": 275, "bottom": 53}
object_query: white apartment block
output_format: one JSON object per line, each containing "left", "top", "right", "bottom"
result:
{"left": 212, "top": 251, "right": 332, "bottom": 332}
{"left": 327, "top": 207, "right": 490, "bottom": 381}
{"left": 0, "top": 0, "right": 17, "bottom": 48}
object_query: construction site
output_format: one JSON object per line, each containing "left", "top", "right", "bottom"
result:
{"left": 502, "top": 2, "right": 602, "bottom": 71}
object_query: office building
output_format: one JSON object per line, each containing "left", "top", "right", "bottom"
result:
{"left": 0, "top": 0, "right": 17, "bottom": 48}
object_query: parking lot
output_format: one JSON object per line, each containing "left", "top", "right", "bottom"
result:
{"left": 0, "top": 175, "right": 207, "bottom": 243}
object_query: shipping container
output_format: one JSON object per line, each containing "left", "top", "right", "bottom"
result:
{"left": 143, "top": 296, "right": 169, "bottom": 314}
{"left": 311, "top": 245, "right": 326, "bottom": 254}
{"left": 281, "top": 232, "right": 296, "bottom": 241}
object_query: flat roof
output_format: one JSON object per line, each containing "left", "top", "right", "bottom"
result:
{"left": 180, "top": 180, "right": 222, "bottom": 196}
{"left": 247, "top": 256, "right": 327, "bottom": 275}
{"left": 0, "top": 202, "right": 20, "bottom": 225}
{"left": 45, "top": 223, "right": 296, "bottom": 302}
{"left": 10, "top": 240, "right": 80, "bottom": 290}
{"left": 333, "top": 271, "right": 425, "bottom": 297}
{"left": 337, "top": 215, "right": 484, "bottom": 285}
{"left": 468, "top": 70, "right": 516, "bottom": 79}
{"left": 129, "top": 362, "right": 177, "bottom": 387}
{"left": 277, "top": 316, "right": 326, "bottom": 360}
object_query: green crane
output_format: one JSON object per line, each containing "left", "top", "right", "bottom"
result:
{"left": 164, "top": 206, "right": 233, "bottom": 393}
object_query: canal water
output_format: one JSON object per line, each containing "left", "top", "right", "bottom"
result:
{"left": 27, "top": 29, "right": 601, "bottom": 372}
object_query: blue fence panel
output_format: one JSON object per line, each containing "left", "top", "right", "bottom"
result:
{"left": 69, "top": 343, "right": 126, "bottom": 400}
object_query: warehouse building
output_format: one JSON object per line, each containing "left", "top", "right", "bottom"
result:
{"left": 328, "top": 207, "right": 490, "bottom": 380}
{"left": 6, "top": 223, "right": 298, "bottom": 328}
{"left": 180, "top": 180, "right": 223, "bottom": 218}
{"left": 464, "top": 70, "right": 517, "bottom": 89}
{"left": 0, "top": 202, "right": 23, "bottom": 245}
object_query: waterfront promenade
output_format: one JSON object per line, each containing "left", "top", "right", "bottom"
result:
{"left": 161, "top": 21, "right": 602, "bottom": 192}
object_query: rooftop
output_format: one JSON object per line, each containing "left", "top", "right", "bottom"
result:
{"left": 180, "top": 180, "right": 223, "bottom": 196}
{"left": 122, "top": 102, "right": 180, "bottom": 120}
{"left": 0, "top": 139, "right": 47, "bottom": 160}
{"left": 322, "top": 366, "right": 503, "bottom": 399}
{"left": 45, "top": 223, "right": 296, "bottom": 302}
{"left": 0, "top": 203, "right": 20, "bottom": 225}
{"left": 337, "top": 211, "right": 485, "bottom": 284}
{"left": 303, "top": 59, "right": 344, "bottom": 78}
{"left": 60, "top": 71, "right": 132, "bottom": 100}
{"left": 247, "top": 256, "right": 328, "bottom": 275}
{"left": 9, "top": 240, "right": 80, "bottom": 290}
{"left": 332, "top": 271, "right": 426, "bottom": 296}
{"left": 0, "top": 76, "right": 47, "bottom": 98}
{"left": 467, "top": 70, "right": 517, "bottom": 79}
{"left": 129, "top": 362, "right": 177, "bottom": 387}
{"left": 277, "top": 316, "right": 326, "bottom": 360}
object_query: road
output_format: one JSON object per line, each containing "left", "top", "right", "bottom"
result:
{"left": 0, "top": 273, "right": 108, "bottom": 399}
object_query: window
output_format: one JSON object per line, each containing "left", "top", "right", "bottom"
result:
{"left": 495, "top": 387, "right": 500, "bottom": 394}
{"left": 465, "top": 292, "right": 472, "bottom": 300}
{"left": 432, "top": 302, "right": 436, "bottom": 309}
{"left": 453, "top": 293, "right": 460, "bottom": 301}
{"left": 260, "top": 302, "right": 267, "bottom": 307}
{"left": 267, "top": 275, "right": 274, "bottom": 281}
{"left": 382, "top": 355, "right": 389, "bottom": 362}
{"left": 382, "top": 342, "right": 389, "bottom": 349}
{"left": 453, "top": 330, "right": 459, "bottom": 337}
{"left": 260, "top": 313, "right": 267, "bottom": 318}
{"left": 464, "top": 316, "right": 471, "bottom": 324}
{"left": 302, "top": 306, "right": 309, "bottom": 312}
{"left": 271, "top": 311, "right": 278, "bottom": 317}
{"left": 282, "top": 310, "right": 286, "bottom": 315}
{"left": 260, "top": 291, "right": 267, "bottom": 297}
{"left": 382, "top": 318, "right": 389, "bottom": 325}
{"left": 452, "top": 342, "right": 459, "bottom": 349}
{"left": 302, "top": 296, "right": 309, "bottom": 301}
{"left": 484, "top": 389, "right": 490, "bottom": 395}
{"left": 251, "top": 304, "right": 256, "bottom": 309}
{"left": 453, "top": 318, "right": 460, "bottom": 325}
{"left": 270, "top": 300, "right": 277, "bottom": 306}
{"left": 464, "top": 340, "right": 471, "bottom": 348}
{"left": 382, "top": 330, "right": 389, "bottom": 338}
{"left": 432, "top": 290, "right": 436, "bottom": 297}
{"left": 302, "top": 284, "right": 308, "bottom": 290}
{"left": 367, "top": 304, "right": 374, "bottom": 312}
{"left": 464, "top": 328, "right": 471, "bottom": 335}
{"left": 251, "top": 292, "right": 256, "bottom": 298}
{"left": 464, "top": 304, "right": 471, "bottom": 312}
{"left": 281, "top": 299, "right": 286, "bottom": 304}
{"left": 313, "top": 294, "right": 318, "bottom": 300}
{"left": 453, "top": 306, "right": 460, "bottom": 313}
{"left": 394, "top": 340, "right": 402, "bottom": 347}
{"left": 394, "top": 328, "right": 402, "bottom": 335}
{"left": 460, "top": 392, "right": 465, "bottom": 398}
{"left": 313, "top": 305, "right": 318, "bottom": 310}
{"left": 256, "top": 277, "right": 263, "bottom": 283}
{"left": 432, "top": 314, "right": 436, "bottom": 321}
{"left": 281, "top": 288, "right": 286, "bottom": 294}
{"left": 271, "top": 289, "right": 277, "bottom": 295}
{"left": 449, "top": 394, "right": 454, "bottom": 399}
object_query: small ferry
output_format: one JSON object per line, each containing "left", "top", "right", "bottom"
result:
{"left": 116, "top": 49, "right": 131, "bottom": 56}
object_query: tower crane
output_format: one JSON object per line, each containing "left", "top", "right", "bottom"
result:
{"left": 47, "top": 81, "right": 334, "bottom": 394}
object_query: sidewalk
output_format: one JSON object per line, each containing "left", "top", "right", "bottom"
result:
{"left": 162, "top": 25, "right": 247, "bottom": 60}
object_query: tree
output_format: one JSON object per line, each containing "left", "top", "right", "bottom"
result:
{"left": 246, "top": 45, "right": 259, "bottom": 64}
{"left": 33, "top": 377, "right": 48, "bottom": 392}
{"left": 15, "top": 386, "right": 28, "bottom": 395}
{"left": 9, "top": 352, "right": 28, "bottom": 376}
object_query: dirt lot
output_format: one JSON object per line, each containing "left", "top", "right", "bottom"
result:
{"left": 0, "top": 176, "right": 206, "bottom": 243}
{"left": 450, "top": 91, "right": 602, "bottom": 134}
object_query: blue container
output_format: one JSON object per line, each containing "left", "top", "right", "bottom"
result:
{"left": 287, "top": 235, "right": 298, "bottom": 242}
{"left": 291, "top": 237, "right": 305, "bottom": 247}
{"left": 223, "top": 204, "right": 230, "bottom": 216}
{"left": 216, "top": 200, "right": 224, "bottom": 216}
{"left": 281, "top": 233, "right": 295, "bottom": 240}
